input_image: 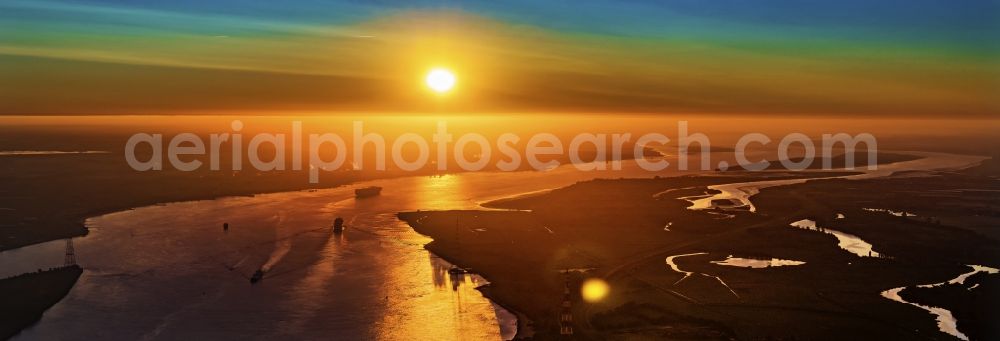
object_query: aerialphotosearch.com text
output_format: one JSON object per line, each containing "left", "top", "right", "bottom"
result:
{"left": 125, "top": 120, "right": 878, "bottom": 183}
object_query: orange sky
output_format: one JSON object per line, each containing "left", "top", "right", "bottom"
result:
{"left": 1, "top": 2, "right": 997, "bottom": 116}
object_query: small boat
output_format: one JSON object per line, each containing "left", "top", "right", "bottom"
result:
{"left": 355, "top": 186, "right": 382, "bottom": 198}
{"left": 333, "top": 217, "right": 345, "bottom": 233}
{"left": 250, "top": 269, "right": 265, "bottom": 284}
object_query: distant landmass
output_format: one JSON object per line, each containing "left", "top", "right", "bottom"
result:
{"left": 726, "top": 151, "right": 921, "bottom": 171}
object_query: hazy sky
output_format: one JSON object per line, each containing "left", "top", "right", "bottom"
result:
{"left": 1, "top": 0, "right": 997, "bottom": 115}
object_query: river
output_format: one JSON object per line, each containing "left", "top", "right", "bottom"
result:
{"left": 4, "top": 160, "right": 696, "bottom": 340}
{"left": 0, "top": 151, "right": 988, "bottom": 340}
{"left": 685, "top": 151, "right": 987, "bottom": 212}
{"left": 881, "top": 265, "right": 1000, "bottom": 341}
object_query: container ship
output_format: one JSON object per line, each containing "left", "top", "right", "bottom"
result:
{"left": 355, "top": 186, "right": 382, "bottom": 198}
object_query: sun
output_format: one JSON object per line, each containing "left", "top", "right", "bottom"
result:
{"left": 425, "top": 68, "right": 456, "bottom": 93}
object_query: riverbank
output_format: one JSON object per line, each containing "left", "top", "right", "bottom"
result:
{"left": 0, "top": 265, "right": 82, "bottom": 340}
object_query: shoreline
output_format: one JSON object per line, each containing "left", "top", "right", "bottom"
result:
{"left": 0, "top": 265, "right": 82, "bottom": 340}
{"left": 401, "top": 210, "right": 535, "bottom": 340}
{"left": 474, "top": 282, "right": 535, "bottom": 340}
{"left": 1, "top": 183, "right": 353, "bottom": 253}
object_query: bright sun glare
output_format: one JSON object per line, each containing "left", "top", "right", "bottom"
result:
{"left": 426, "top": 68, "right": 456, "bottom": 93}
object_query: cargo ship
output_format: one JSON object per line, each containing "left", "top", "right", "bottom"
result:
{"left": 355, "top": 186, "right": 382, "bottom": 198}
{"left": 333, "top": 217, "right": 345, "bottom": 233}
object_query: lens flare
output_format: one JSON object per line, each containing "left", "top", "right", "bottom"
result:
{"left": 581, "top": 278, "right": 610, "bottom": 302}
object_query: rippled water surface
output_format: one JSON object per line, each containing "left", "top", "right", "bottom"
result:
{"left": 9, "top": 161, "right": 693, "bottom": 340}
